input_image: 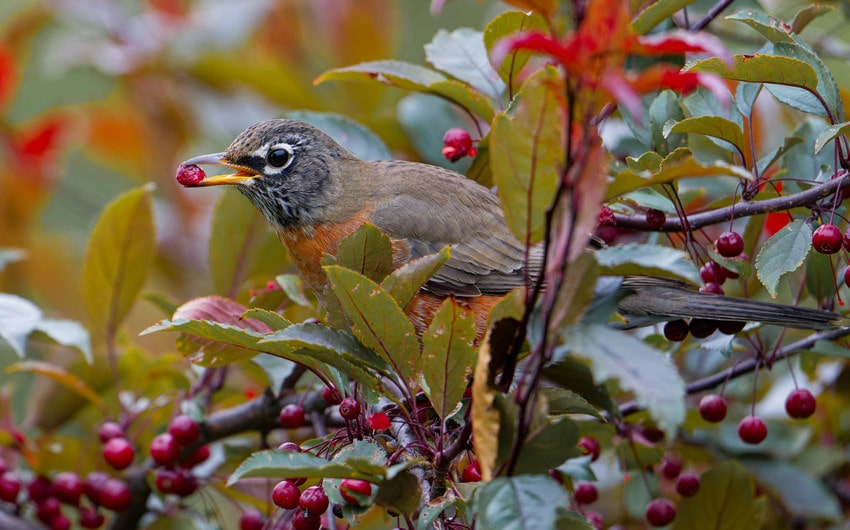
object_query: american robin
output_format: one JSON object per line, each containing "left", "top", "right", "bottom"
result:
{"left": 180, "top": 119, "right": 845, "bottom": 338}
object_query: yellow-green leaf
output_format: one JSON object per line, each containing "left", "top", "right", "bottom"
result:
{"left": 6, "top": 361, "right": 106, "bottom": 413}
{"left": 336, "top": 224, "right": 394, "bottom": 283}
{"left": 664, "top": 116, "right": 745, "bottom": 156}
{"left": 688, "top": 54, "right": 819, "bottom": 92}
{"left": 315, "top": 60, "right": 446, "bottom": 91}
{"left": 631, "top": 0, "right": 697, "bottom": 35}
{"left": 381, "top": 248, "right": 450, "bottom": 310}
{"left": 209, "top": 189, "right": 267, "bottom": 297}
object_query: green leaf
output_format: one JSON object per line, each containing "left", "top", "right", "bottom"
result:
{"left": 33, "top": 319, "right": 93, "bottom": 364}
{"left": 484, "top": 10, "right": 547, "bottom": 86}
{"left": 767, "top": 41, "right": 843, "bottom": 119}
{"left": 727, "top": 9, "right": 795, "bottom": 43}
{"left": 512, "top": 417, "right": 581, "bottom": 475}
{"left": 625, "top": 151, "right": 663, "bottom": 172}
{"left": 209, "top": 189, "right": 267, "bottom": 297}
{"left": 382, "top": 247, "right": 450, "bottom": 309}
{"left": 315, "top": 60, "right": 447, "bottom": 91}
{"left": 335, "top": 224, "right": 394, "bottom": 283}
{"left": 475, "top": 476, "right": 569, "bottom": 530}
{"left": 745, "top": 460, "right": 841, "bottom": 523}
{"left": 664, "top": 116, "right": 745, "bottom": 156}
{"left": 418, "top": 491, "right": 464, "bottom": 530}
{"left": 374, "top": 470, "right": 421, "bottom": 515}
{"left": 631, "top": 0, "right": 697, "bottom": 34}
{"left": 228, "top": 449, "right": 383, "bottom": 486}
{"left": 142, "top": 318, "right": 271, "bottom": 366}
{"left": 735, "top": 82, "right": 762, "bottom": 117}
{"left": 285, "top": 111, "right": 391, "bottom": 160}
{"left": 490, "top": 67, "right": 563, "bottom": 244}
{"left": 422, "top": 299, "right": 477, "bottom": 421}
{"left": 543, "top": 356, "right": 617, "bottom": 418}
{"left": 688, "top": 54, "right": 819, "bottom": 92}
{"left": 425, "top": 28, "right": 505, "bottom": 100}
{"left": 540, "top": 387, "right": 604, "bottom": 420}
{"left": 82, "top": 185, "right": 155, "bottom": 339}
{"left": 791, "top": 5, "right": 834, "bottom": 34}
{"left": 814, "top": 121, "right": 850, "bottom": 154}
{"left": 649, "top": 90, "right": 686, "bottom": 157}
{"left": 594, "top": 243, "right": 700, "bottom": 284}
{"left": 755, "top": 219, "right": 811, "bottom": 297}
{"left": 0, "top": 293, "right": 42, "bottom": 357}
{"left": 324, "top": 265, "right": 421, "bottom": 387}
{"left": 6, "top": 361, "right": 106, "bottom": 413}
{"left": 564, "top": 324, "right": 685, "bottom": 434}
{"left": 428, "top": 80, "right": 497, "bottom": 122}
{"left": 274, "top": 274, "right": 312, "bottom": 307}
{"left": 706, "top": 249, "right": 752, "bottom": 279}
{"left": 673, "top": 461, "right": 766, "bottom": 530}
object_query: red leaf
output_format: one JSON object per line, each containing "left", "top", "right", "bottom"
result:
{"left": 0, "top": 46, "right": 16, "bottom": 108}
{"left": 633, "top": 31, "right": 732, "bottom": 65}
{"left": 17, "top": 116, "right": 67, "bottom": 160}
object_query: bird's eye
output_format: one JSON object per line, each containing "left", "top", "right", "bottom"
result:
{"left": 267, "top": 148, "right": 292, "bottom": 168}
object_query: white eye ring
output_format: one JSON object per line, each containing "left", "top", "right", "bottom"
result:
{"left": 265, "top": 143, "right": 295, "bottom": 170}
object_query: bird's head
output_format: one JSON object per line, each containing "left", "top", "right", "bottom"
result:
{"left": 181, "top": 119, "right": 353, "bottom": 229}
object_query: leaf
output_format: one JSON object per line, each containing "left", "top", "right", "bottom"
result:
{"left": 315, "top": 60, "right": 447, "bottom": 90}
{"left": 382, "top": 248, "right": 450, "bottom": 309}
{"left": 285, "top": 111, "right": 391, "bottom": 160}
{"left": 664, "top": 116, "right": 745, "bottom": 156}
{"left": 0, "top": 248, "right": 25, "bottom": 271}
{"left": 490, "top": 67, "right": 563, "bottom": 244}
{"left": 425, "top": 28, "right": 505, "bottom": 100}
{"left": 755, "top": 219, "right": 811, "bottom": 297}
{"left": 324, "top": 265, "right": 421, "bottom": 387}
{"left": 814, "top": 121, "right": 850, "bottom": 154}
{"left": 335, "top": 224, "right": 394, "bottom": 283}
{"left": 631, "top": 0, "right": 697, "bottom": 35}
{"left": 649, "top": 90, "right": 686, "bottom": 157}
{"left": 475, "top": 476, "right": 569, "bottom": 530}
{"left": 500, "top": 0, "right": 556, "bottom": 17}
{"left": 33, "top": 319, "right": 93, "bottom": 364}
{"left": 791, "top": 5, "right": 834, "bottom": 34}
{"left": 540, "top": 387, "right": 603, "bottom": 420}
{"left": 688, "top": 54, "right": 819, "bottom": 92}
{"left": 422, "top": 299, "right": 477, "bottom": 421}
{"left": 745, "top": 460, "right": 841, "bottom": 523}
{"left": 428, "top": 80, "right": 497, "bottom": 121}
{"left": 209, "top": 189, "right": 268, "bottom": 297}
{"left": 735, "top": 82, "right": 762, "bottom": 117}
{"left": 228, "top": 449, "right": 382, "bottom": 486}
{"left": 564, "top": 324, "right": 685, "bottom": 434}
{"left": 275, "top": 274, "right": 312, "bottom": 307}
{"left": 594, "top": 243, "right": 700, "bottom": 284}
{"left": 6, "top": 361, "right": 106, "bottom": 413}
{"left": 82, "top": 185, "right": 156, "bottom": 339}
{"left": 484, "top": 10, "right": 548, "bottom": 86}
{"left": 727, "top": 9, "right": 795, "bottom": 43}
{"left": 767, "top": 41, "right": 843, "bottom": 119}
{"left": 142, "top": 316, "right": 271, "bottom": 366}
{"left": 512, "top": 417, "right": 581, "bottom": 474}
{"left": 374, "top": 470, "right": 421, "bottom": 515}
{"left": 418, "top": 492, "right": 464, "bottom": 530}
{"left": 673, "top": 461, "right": 766, "bottom": 530}
{"left": 0, "top": 293, "right": 42, "bottom": 357}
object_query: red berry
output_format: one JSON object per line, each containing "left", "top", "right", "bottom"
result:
{"left": 98, "top": 422, "right": 123, "bottom": 443}
{"left": 103, "top": 437, "right": 135, "bottom": 470}
{"left": 585, "top": 511, "right": 604, "bottom": 530}
{"left": 0, "top": 472, "right": 21, "bottom": 503}
{"left": 28, "top": 476, "right": 52, "bottom": 503}
{"left": 36, "top": 497, "right": 61, "bottom": 523}
{"left": 272, "top": 480, "right": 300, "bottom": 510}
{"left": 52, "top": 472, "right": 83, "bottom": 505}
{"left": 785, "top": 388, "right": 817, "bottom": 419}
{"left": 577, "top": 437, "right": 601, "bottom": 462}
{"left": 339, "top": 397, "right": 361, "bottom": 421}
{"left": 180, "top": 444, "right": 210, "bottom": 469}
{"left": 176, "top": 163, "right": 206, "bottom": 186}
{"left": 171, "top": 470, "right": 198, "bottom": 497}
{"left": 699, "top": 282, "right": 724, "bottom": 295}
{"left": 83, "top": 472, "right": 110, "bottom": 505}
{"left": 597, "top": 206, "right": 616, "bottom": 227}
{"left": 663, "top": 319, "right": 689, "bottom": 342}
{"left": 699, "top": 394, "right": 727, "bottom": 423}
{"left": 291, "top": 510, "right": 321, "bottom": 530}
{"left": 660, "top": 456, "right": 682, "bottom": 480}
{"left": 322, "top": 386, "right": 342, "bottom": 405}
{"left": 717, "top": 320, "right": 745, "bottom": 335}
{"left": 716, "top": 231, "right": 744, "bottom": 257}
{"left": 574, "top": 482, "right": 598, "bottom": 504}
{"left": 844, "top": 226, "right": 850, "bottom": 251}
{"left": 99, "top": 478, "right": 131, "bottom": 512}
{"left": 150, "top": 433, "right": 181, "bottom": 466}
{"left": 845, "top": 266, "right": 850, "bottom": 288}
{"left": 78, "top": 506, "right": 105, "bottom": 529}
{"left": 699, "top": 262, "right": 724, "bottom": 285}
{"left": 738, "top": 416, "right": 768, "bottom": 445}
{"left": 340, "top": 479, "right": 372, "bottom": 506}
{"left": 168, "top": 415, "right": 201, "bottom": 446}
{"left": 368, "top": 412, "right": 391, "bottom": 430}
{"left": 645, "top": 209, "right": 666, "bottom": 229}
{"left": 688, "top": 318, "right": 717, "bottom": 338}
{"left": 299, "top": 485, "right": 329, "bottom": 515}
{"left": 812, "top": 223, "right": 843, "bottom": 254}
{"left": 461, "top": 460, "right": 482, "bottom": 482}
{"left": 675, "top": 472, "right": 701, "bottom": 497}
{"left": 239, "top": 509, "right": 265, "bottom": 530}
{"left": 155, "top": 469, "right": 178, "bottom": 495}
{"left": 441, "top": 128, "right": 476, "bottom": 162}
{"left": 279, "top": 404, "right": 306, "bottom": 429}
{"left": 48, "top": 513, "right": 71, "bottom": 530}
{"left": 645, "top": 498, "right": 676, "bottom": 527}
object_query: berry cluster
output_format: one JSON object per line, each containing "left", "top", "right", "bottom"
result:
{"left": 150, "top": 415, "right": 208, "bottom": 497}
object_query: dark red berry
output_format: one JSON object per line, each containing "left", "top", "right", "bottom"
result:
{"left": 278, "top": 441, "right": 301, "bottom": 452}
{"left": 48, "top": 513, "right": 71, "bottom": 530}
{"left": 52, "top": 472, "right": 83, "bottom": 505}
{"left": 272, "top": 480, "right": 300, "bottom": 510}
{"left": 98, "top": 422, "right": 123, "bottom": 443}
{"left": 239, "top": 509, "right": 265, "bottom": 530}
{"left": 176, "top": 164, "right": 206, "bottom": 186}
{"left": 738, "top": 416, "right": 768, "bottom": 445}
{"left": 688, "top": 318, "right": 717, "bottom": 338}
{"left": 28, "top": 476, "right": 52, "bottom": 503}
{"left": 291, "top": 510, "right": 321, "bottom": 530}
{"left": 700, "top": 262, "right": 722, "bottom": 284}
{"left": 663, "top": 319, "right": 689, "bottom": 342}
{"left": 36, "top": 497, "right": 61, "bottom": 523}
{"left": 812, "top": 223, "right": 843, "bottom": 254}
{"left": 676, "top": 472, "right": 701, "bottom": 497}
{"left": 171, "top": 470, "right": 198, "bottom": 497}
{"left": 180, "top": 444, "right": 210, "bottom": 469}
{"left": 699, "top": 394, "right": 727, "bottom": 423}
{"left": 150, "top": 433, "right": 180, "bottom": 467}
{"left": 845, "top": 266, "right": 850, "bottom": 288}
{"left": 585, "top": 511, "right": 604, "bottom": 530}
{"left": 717, "top": 320, "right": 745, "bottom": 335}
{"left": 299, "top": 485, "right": 329, "bottom": 515}
{"left": 660, "top": 456, "right": 682, "bottom": 480}
{"left": 155, "top": 469, "right": 178, "bottom": 495}
{"left": 99, "top": 478, "right": 131, "bottom": 512}
{"left": 598, "top": 206, "right": 616, "bottom": 227}
{"left": 339, "top": 397, "right": 361, "bottom": 421}
{"left": 103, "top": 437, "right": 134, "bottom": 470}
{"left": 441, "top": 128, "right": 477, "bottom": 162}
{"left": 322, "top": 386, "right": 342, "bottom": 405}
{"left": 577, "top": 437, "right": 600, "bottom": 462}
{"left": 0, "top": 472, "right": 21, "bottom": 503}
{"left": 645, "top": 498, "right": 676, "bottom": 527}
{"left": 168, "top": 415, "right": 201, "bottom": 446}
{"left": 461, "top": 460, "right": 482, "bottom": 482}
{"left": 340, "top": 478, "right": 372, "bottom": 506}
{"left": 785, "top": 388, "right": 816, "bottom": 419}
{"left": 700, "top": 282, "right": 724, "bottom": 295}
{"left": 716, "top": 231, "right": 744, "bottom": 257}
{"left": 79, "top": 506, "right": 105, "bottom": 529}
{"left": 645, "top": 209, "right": 666, "bottom": 229}
{"left": 279, "top": 404, "right": 306, "bottom": 429}
{"left": 574, "top": 482, "right": 598, "bottom": 504}
{"left": 844, "top": 226, "right": 850, "bottom": 252}
{"left": 83, "top": 472, "right": 109, "bottom": 505}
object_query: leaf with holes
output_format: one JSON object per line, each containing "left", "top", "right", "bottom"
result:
{"left": 422, "top": 299, "right": 477, "bottom": 420}
{"left": 755, "top": 219, "right": 811, "bottom": 298}
{"left": 336, "top": 224, "right": 394, "bottom": 283}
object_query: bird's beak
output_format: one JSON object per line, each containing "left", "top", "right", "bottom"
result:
{"left": 180, "top": 152, "right": 260, "bottom": 187}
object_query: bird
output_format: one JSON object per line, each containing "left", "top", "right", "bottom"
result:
{"left": 180, "top": 119, "right": 847, "bottom": 339}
